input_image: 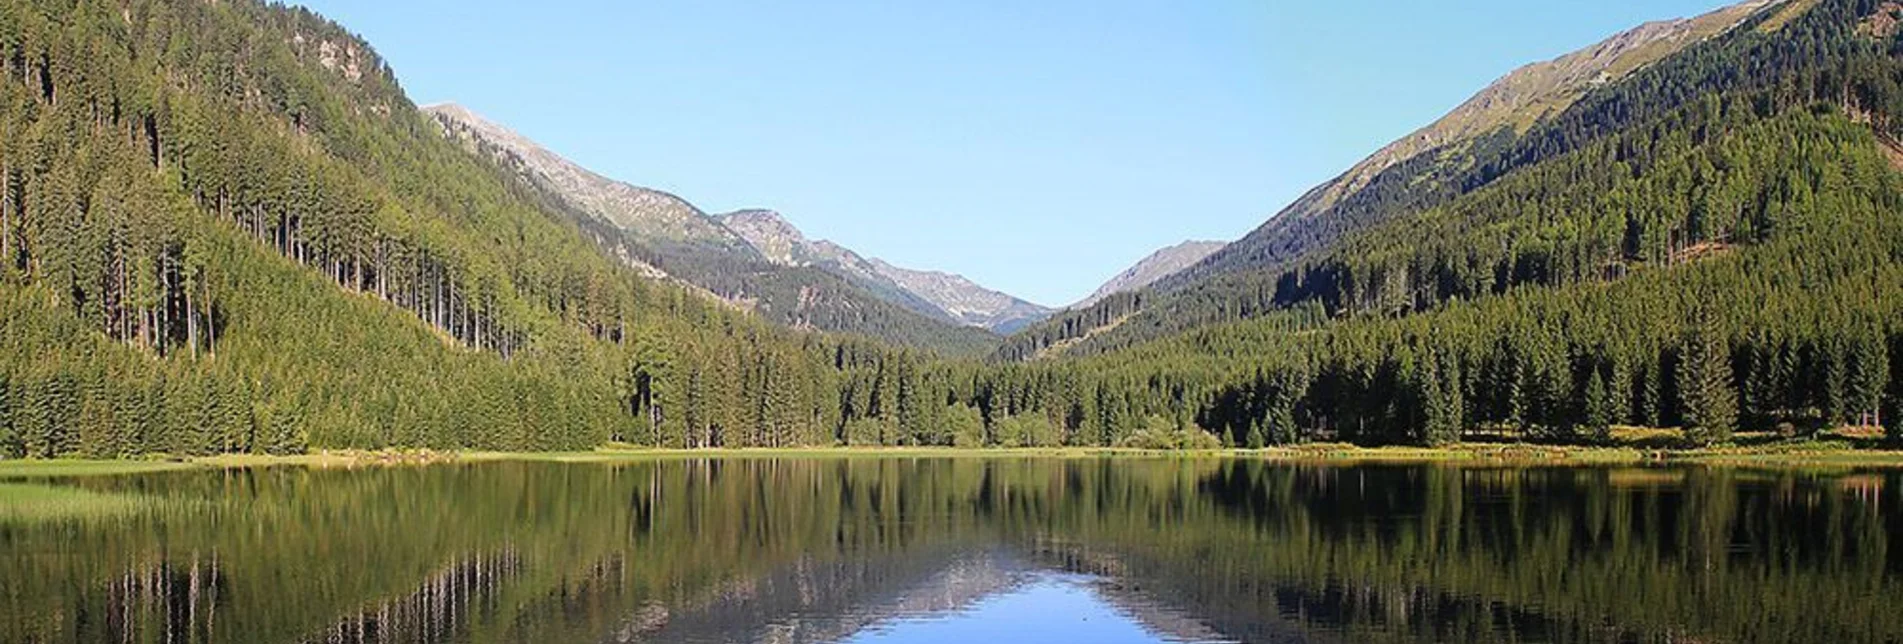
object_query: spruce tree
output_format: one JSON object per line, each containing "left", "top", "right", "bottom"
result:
{"left": 1244, "top": 420, "right": 1266, "bottom": 450}
{"left": 1266, "top": 367, "right": 1306, "bottom": 445}
{"left": 1419, "top": 352, "right": 1463, "bottom": 447}
{"left": 1584, "top": 368, "right": 1615, "bottom": 444}
{"left": 1847, "top": 329, "right": 1887, "bottom": 429}
{"left": 1679, "top": 311, "right": 1737, "bottom": 447}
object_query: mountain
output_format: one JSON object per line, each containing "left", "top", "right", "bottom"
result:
{"left": 864, "top": 259, "right": 1053, "bottom": 334}
{"left": 987, "top": 0, "right": 1903, "bottom": 447}
{"left": 714, "top": 208, "right": 955, "bottom": 323}
{"left": 425, "top": 103, "right": 751, "bottom": 253}
{"left": 1075, "top": 241, "right": 1225, "bottom": 308}
{"left": 999, "top": 0, "right": 1796, "bottom": 360}
{"left": 1166, "top": 0, "right": 1784, "bottom": 290}
{"left": 425, "top": 104, "right": 999, "bottom": 355}
{"left": 715, "top": 209, "right": 1055, "bottom": 333}
{"left": 0, "top": 0, "right": 1002, "bottom": 457}
{"left": 6, "top": 0, "right": 1902, "bottom": 459}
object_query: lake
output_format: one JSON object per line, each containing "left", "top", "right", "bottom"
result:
{"left": 1, "top": 456, "right": 1900, "bottom": 643}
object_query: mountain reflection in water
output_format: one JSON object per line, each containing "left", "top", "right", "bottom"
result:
{"left": 2, "top": 457, "right": 1901, "bottom": 643}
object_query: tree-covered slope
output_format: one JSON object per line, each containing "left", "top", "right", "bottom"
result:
{"left": 962, "top": 0, "right": 1903, "bottom": 447}
{"left": 1187, "top": 0, "right": 1783, "bottom": 287}
{"left": 998, "top": 0, "right": 1829, "bottom": 361}
{"left": 0, "top": 0, "right": 991, "bottom": 456}
{"left": 2, "top": 0, "right": 1900, "bottom": 459}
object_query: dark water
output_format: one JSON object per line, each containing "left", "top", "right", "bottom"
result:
{"left": 2, "top": 457, "right": 1901, "bottom": 643}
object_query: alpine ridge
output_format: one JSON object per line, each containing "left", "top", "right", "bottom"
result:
{"left": 425, "top": 103, "right": 1003, "bottom": 354}
{"left": 428, "top": 101, "right": 1051, "bottom": 336}
{"left": 1075, "top": 241, "right": 1225, "bottom": 309}
{"left": 716, "top": 209, "right": 1055, "bottom": 333}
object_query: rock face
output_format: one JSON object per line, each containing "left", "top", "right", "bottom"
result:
{"left": 716, "top": 210, "right": 1054, "bottom": 333}
{"left": 1076, "top": 241, "right": 1225, "bottom": 308}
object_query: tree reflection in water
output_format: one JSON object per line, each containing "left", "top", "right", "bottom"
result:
{"left": 1, "top": 458, "right": 1899, "bottom": 643}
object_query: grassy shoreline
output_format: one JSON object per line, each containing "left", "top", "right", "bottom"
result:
{"left": 5, "top": 439, "right": 1903, "bottom": 478}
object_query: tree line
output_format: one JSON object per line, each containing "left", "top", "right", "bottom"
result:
{"left": 0, "top": 0, "right": 1900, "bottom": 458}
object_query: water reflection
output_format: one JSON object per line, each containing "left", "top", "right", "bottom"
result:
{"left": 1, "top": 458, "right": 1899, "bottom": 643}
{"left": 839, "top": 568, "right": 1234, "bottom": 644}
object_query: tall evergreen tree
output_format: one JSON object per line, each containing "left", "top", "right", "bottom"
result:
{"left": 1679, "top": 310, "right": 1737, "bottom": 447}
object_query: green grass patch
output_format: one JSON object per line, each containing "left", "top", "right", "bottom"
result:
{"left": 0, "top": 483, "right": 152, "bottom": 524}
{"left": 0, "top": 459, "right": 198, "bottom": 479}
{"left": 11, "top": 440, "right": 1903, "bottom": 476}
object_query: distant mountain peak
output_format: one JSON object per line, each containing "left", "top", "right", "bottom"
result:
{"left": 715, "top": 210, "right": 1052, "bottom": 332}
{"left": 1078, "top": 241, "right": 1225, "bottom": 308}
{"left": 717, "top": 209, "right": 808, "bottom": 266}
{"left": 428, "top": 103, "right": 1052, "bottom": 335}
{"left": 866, "top": 258, "right": 1054, "bottom": 333}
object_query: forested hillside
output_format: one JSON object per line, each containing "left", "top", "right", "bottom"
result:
{"left": 973, "top": 0, "right": 1903, "bottom": 447}
{"left": 1, "top": 0, "right": 1900, "bottom": 458}
{"left": 0, "top": 0, "right": 993, "bottom": 456}
{"left": 1001, "top": 0, "right": 1874, "bottom": 360}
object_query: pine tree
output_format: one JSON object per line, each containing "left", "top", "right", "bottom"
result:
{"left": 260, "top": 401, "right": 307, "bottom": 455}
{"left": 1679, "top": 311, "right": 1737, "bottom": 447}
{"left": 1418, "top": 350, "right": 1463, "bottom": 447}
{"left": 1847, "top": 328, "right": 1887, "bottom": 429}
{"left": 1266, "top": 367, "right": 1307, "bottom": 445}
{"left": 894, "top": 356, "right": 921, "bottom": 446}
{"left": 1244, "top": 420, "right": 1266, "bottom": 449}
{"left": 1887, "top": 334, "right": 1902, "bottom": 444}
{"left": 1584, "top": 367, "right": 1615, "bottom": 444}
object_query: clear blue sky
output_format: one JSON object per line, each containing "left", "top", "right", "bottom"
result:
{"left": 294, "top": 0, "right": 1735, "bottom": 307}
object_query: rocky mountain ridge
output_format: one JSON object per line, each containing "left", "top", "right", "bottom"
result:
{"left": 1076, "top": 241, "right": 1225, "bottom": 308}
{"left": 428, "top": 103, "right": 1052, "bottom": 335}
{"left": 717, "top": 210, "right": 1054, "bottom": 333}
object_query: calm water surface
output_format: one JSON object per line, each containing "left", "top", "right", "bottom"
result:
{"left": 2, "top": 457, "right": 1900, "bottom": 643}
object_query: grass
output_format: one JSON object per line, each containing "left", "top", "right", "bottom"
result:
{"left": 1758, "top": 0, "right": 1822, "bottom": 35}
{"left": 0, "top": 482, "right": 152, "bottom": 523}
{"left": 0, "top": 459, "right": 198, "bottom": 479}
{"left": 5, "top": 427, "right": 1903, "bottom": 479}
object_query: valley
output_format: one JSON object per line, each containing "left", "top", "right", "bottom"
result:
{"left": 0, "top": 0, "right": 1898, "bottom": 459}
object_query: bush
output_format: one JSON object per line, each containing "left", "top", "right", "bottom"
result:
{"left": 946, "top": 404, "right": 985, "bottom": 448}
{"left": 995, "top": 414, "right": 1060, "bottom": 448}
{"left": 1117, "top": 416, "right": 1222, "bottom": 450}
